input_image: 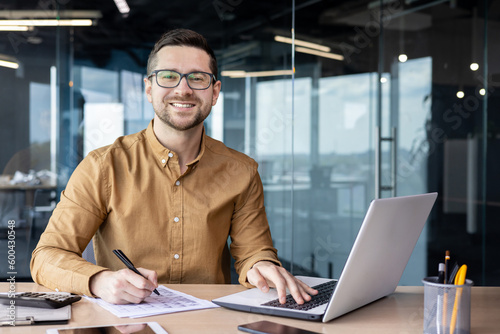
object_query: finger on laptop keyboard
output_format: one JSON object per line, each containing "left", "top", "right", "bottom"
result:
{"left": 248, "top": 262, "right": 317, "bottom": 304}
{"left": 288, "top": 275, "right": 319, "bottom": 304}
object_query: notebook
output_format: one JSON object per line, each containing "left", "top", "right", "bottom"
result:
{"left": 213, "top": 192, "right": 438, "bottom": 322}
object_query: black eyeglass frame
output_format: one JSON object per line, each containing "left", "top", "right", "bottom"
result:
{"left": 147, "top": 69, "right": 217, "bottom": 90}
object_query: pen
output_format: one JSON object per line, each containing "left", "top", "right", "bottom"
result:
{"left": 444, "top": 250, "right": 450, "bottom": 284}
{"left": 449, "top": 265, "right": 467, "bottom": 334}
{"left": 437, "top": 263, "right": 445, "bottom": 334}
{"left": 438, "top": 263, "right": 445, "bottom": 284}
{"left": 113, "top": 249, "right": 160, "bottom": 296}
{"left": 442, "top": 250, "right": 450, "bottom": 330}
{"left": 447, "top": 262, "right": 459, "bottom": 284}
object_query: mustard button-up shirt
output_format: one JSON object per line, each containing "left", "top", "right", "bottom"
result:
{"left": 30, "top": 121, "right": 279, "bottom": 296}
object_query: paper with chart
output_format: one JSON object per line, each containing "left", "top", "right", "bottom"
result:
{"left": 85, "top": 285, "right": 219, "bottom": 318}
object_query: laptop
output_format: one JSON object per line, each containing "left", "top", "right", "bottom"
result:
{"left": 213, "top": 192, "right": 438, "bottom": 322}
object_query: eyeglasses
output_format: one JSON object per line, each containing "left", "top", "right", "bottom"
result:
{"left": 148, "top": 69, "right": 216, "bottom": 90}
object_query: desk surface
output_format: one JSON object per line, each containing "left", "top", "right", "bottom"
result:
{"left": 2, "top": 283, "right": 499, "bottom": 333}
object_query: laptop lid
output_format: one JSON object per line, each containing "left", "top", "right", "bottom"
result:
{"left": 322, "top": 192, "right": 437, "bottom": 322}
{"left": 213, "top": 192, "right": 437, "bottom": 322}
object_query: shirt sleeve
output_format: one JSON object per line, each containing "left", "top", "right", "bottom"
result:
{"left": 229, "top": 165, "right": 281, "bottom": 287}
{"left": 30, "top": 152, "right": 109, "bottom": 296}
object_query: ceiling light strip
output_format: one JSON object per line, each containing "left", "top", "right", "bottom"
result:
{"left": 113, "top": 0, "right": 131, "bottom": 14}
{"left": 245, "top": 70, "right": 293, "bottom": 77}
{"left": 0, "top": 59, "right": 19, "bottom": 69}
{"left": 0, "top": 19, "right": 93, "bottom": 26}
{"left": 275, "top": 35, "right": 331, "bottom": 52}
{"left": 0, "top": 26, "right": 30, "bottom": 31}
{"left": 295, "top": 46, "right": 344, "bottom": 61}
{"left": 221, "top": 70, "right": 293, "bottom": 78}
{"left": 0, "top": 10, "right": 102, "bottom": 19}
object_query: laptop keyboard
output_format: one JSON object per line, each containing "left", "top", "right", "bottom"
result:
{"left": 261, "top": 280, "right": 337, "bottom": 311}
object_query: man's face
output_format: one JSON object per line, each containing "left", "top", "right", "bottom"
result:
{"left": 145, "top": 46, "right": 221, "bottom": 131}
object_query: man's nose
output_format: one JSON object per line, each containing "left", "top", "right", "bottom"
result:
{"left": 173, "top": 76, "right": 193, "bottom": 94}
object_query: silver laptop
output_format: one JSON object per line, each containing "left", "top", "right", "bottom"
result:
{"left": 213, "top": 192, "right": 437, "bottom": 322}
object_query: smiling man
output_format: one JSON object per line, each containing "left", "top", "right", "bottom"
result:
{"left": 31, "top": 29, "right": 316, "bottom": 305}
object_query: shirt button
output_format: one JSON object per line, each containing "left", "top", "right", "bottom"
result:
{"left": 174, "top": 217, "right": 179, "bottom": 222}
{"left": 174, "top": 254, "right": 180, "bottom": 259}
{"left": 168, "top": 152, "right": 173, "bottom": 158}
{"left": 161, "top": 159, "right": 166, "bottom": 164}
{"left": 175, "top": 180, "right": 180, "bottom": 186}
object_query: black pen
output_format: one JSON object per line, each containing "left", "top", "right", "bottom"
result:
{"left": 113, "top": 249, "right": 160, "bottom": 295}
{"left": 438, "top": 263, "right": 445, "bottom": 284}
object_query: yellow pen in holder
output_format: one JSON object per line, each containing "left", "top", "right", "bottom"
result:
{"left": 449, "top": 265, "right": 467, "bottom": 334}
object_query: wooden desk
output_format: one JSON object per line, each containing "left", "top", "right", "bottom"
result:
{"left": 2, "top": 283, "right": 499, "bottom": 333}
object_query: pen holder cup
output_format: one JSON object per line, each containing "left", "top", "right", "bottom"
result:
{"left": 422, "top": 277, "right": 473, "bottom": 334}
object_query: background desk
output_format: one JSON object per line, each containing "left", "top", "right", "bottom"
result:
{"left": 2, "top": 283, "right": 499, "bottom": 333}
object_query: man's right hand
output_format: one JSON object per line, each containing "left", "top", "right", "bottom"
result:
{"left": 89, "top": 268, "right": 158, "bottom": 304}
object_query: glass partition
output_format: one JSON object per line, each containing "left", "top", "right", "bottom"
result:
{"left": 0, "top": 24, "right": 65, "bottom": 279}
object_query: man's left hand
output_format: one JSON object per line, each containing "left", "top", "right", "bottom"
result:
{"left": 246, "top": 261, "right": 318, "bottom": 304}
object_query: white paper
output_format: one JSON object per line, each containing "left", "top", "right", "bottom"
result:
{"left": 84, "top": 286, "right": 219, "bottom": 318}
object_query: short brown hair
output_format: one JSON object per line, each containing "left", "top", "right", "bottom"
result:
{"left": 147, "top": 29, "right": 218, "bottom": 80}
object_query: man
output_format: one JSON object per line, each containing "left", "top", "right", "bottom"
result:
{"left": 31, "top": 29, "right": 316, "bottom": 305}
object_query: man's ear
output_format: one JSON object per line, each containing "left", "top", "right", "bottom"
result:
{"left": 212, "top": 80, "right": 222, "bottom": 106}
{"left": 144, "top": 77, "right": 153, "bottom": 103}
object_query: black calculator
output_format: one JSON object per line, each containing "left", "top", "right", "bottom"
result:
{"left": 0, "top": 292, "right": 81, "bottom": 309}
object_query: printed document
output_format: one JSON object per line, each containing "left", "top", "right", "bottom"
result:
{"left": 85, "top": 285, "right": 218, "bottom": 318}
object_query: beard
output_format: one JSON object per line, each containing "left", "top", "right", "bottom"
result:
{"left": 153, "top": 97, "right": 211, "bottom": 131}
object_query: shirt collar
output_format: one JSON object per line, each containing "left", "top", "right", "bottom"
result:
{"left": 187, "top": 128, "right": 206, "bottom": 166}
{"left": 145, "top": 119, "right": 206, "bottom": 166}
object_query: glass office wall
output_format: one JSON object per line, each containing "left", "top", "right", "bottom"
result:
{"left": 1, "top": 0, "right": 499, "bottom": 286}
{"left": 287, "top": 0, "right": 499, "bottom": 285}
{"left": 1, "top": 22, "right": 65, "bottom": 278}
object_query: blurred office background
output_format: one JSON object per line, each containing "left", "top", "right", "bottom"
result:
{"left": 1, "top": 0, "right": 499, "bottom": 286}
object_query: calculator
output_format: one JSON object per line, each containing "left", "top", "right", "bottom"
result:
{"left": 0, "top": 292, "right": 81, "bottom": 309}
